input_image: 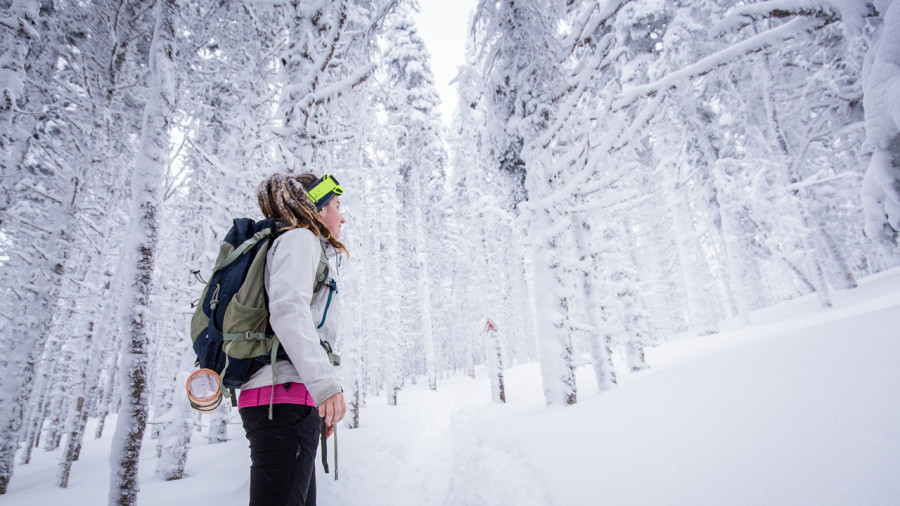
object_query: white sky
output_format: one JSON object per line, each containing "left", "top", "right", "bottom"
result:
{"left": 412, "top": 0, "right": 480, "bottom": 126}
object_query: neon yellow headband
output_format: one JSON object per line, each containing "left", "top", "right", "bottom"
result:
{"left": 307, "top": 173, "right": 344, "bottom": 210}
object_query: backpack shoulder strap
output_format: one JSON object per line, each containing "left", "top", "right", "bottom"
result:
{"left": 215, "top": 224, "right": 274, "bottom": 274}
{"left": 312, "top": 243, "right": 331, "bottom": 302}
{"left": 311, "top": 242, "right": 338, "bottom": 335}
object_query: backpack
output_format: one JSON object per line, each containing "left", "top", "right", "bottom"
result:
{"left": 189, "top": 218, "right": 337, "bottom": 392}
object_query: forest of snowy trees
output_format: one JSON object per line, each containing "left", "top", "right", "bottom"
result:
{"left": 1, "top": 0, "right": 898, "bottom": 503}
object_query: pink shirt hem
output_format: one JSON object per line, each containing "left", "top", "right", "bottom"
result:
{"left": 238, "top": 383, "right": 316, "bottom": 409}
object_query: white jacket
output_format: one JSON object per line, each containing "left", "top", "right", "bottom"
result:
{"left": 240, "top": 227, "right": 342, "bottom": 406}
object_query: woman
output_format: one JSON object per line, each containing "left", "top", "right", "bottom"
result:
{"left": 239, "top": 172, "right": 348, "bottom": 506}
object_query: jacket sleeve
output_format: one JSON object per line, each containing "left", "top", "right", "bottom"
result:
{"left": 266, "top": 228, "right": 342, "bottom": 405}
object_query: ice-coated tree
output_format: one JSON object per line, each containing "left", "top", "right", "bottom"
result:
{"left": 703, "top": 0, "right": 898, "bottom": 246}
{"left": 322, "top": 0, "right": 390, "bottom": 418}
{"left": 0, "top": 3, "right": 62, "bottom": 492}
{"left": 381, "top": 3, "right": 446, "bottom": 391}
{"left": 0, "top": 0, "right": 143, "bottom": 492}
{"left": 270, "top": 0, "right": 378, "bottom": 172}
{"left": 451, "top": 26, "right": 538, "bottom": 378}
{"left": 473, "top": 0, "right": 579, "bottom": 406}
{"left": 679, "top": 0, "right": 881, "bottom": 310}
{"left": 448, "top": 58, "right": 486, "bottom": 378}
{"left": 153, "top": 370, "right": 194, "bottom": 481}
{"left": 108, "top": 0, "right": 177, "bottom": 504}
{"left": 343, "top": 110, "right": 404, "bottom": 410}
{"left": 0, "top": 0, "right": 40, "bottom": 227}
{"left": 642, "top": 1, "right": 728, "bottom": 335}
{"left": 861, "top": 0, "right": 900, "bottom": 245}
{"left": 155, "top": 0, "right": 285, "bottom": 461}
{"left": 369, "top": 144, "right": 405, "bottom": 405}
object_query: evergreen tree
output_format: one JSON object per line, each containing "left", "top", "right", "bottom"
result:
{"left": 381, "top": 4, "right": 447, "bottom": 391}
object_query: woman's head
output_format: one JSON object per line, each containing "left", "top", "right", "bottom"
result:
{"left": 256, "top": 172, "right": 348, "bottom": 255}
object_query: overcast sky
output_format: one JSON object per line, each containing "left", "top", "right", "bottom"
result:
{"left": 412, "top": 0, "right": 479, "bottom": 126}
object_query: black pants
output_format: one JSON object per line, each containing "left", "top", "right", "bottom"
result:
{"left": 240, "top": 403, "right": 321, "bottom": 506}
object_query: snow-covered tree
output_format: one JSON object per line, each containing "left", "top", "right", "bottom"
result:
{"left": 381, "top": 4, "right": 447, "bottom": 391}
{"left": 473, "top": 0, "right": 579, "bottom": 406}
{"left": 108, "top": 0, "right": 177, "bottom": 503}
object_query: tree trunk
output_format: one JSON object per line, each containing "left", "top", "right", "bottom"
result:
{"left": 711, "top": 164, "right": 753, "bottom": 324}
{"left": 625, "top": 341, "right": 647, "bottom": 372}
{"left": 57, "top": 397, "right": 85, "bottom": 488}
{"left": 59, "top": 313, "right": 97, "bottom": 487}
{"left": 573, "top": 220, "right": 617, "bottom": 391}
{"left": 155, "top": 372, "right": 194, "bottom": 481}
{"left": 485, "top": 323, "right": 506, "bottom": 403}
{"left": 818, "top": 228, "right": 858, "bottom": 290}
{"left": 661, "top": 161, "right": 719, "bottom": 335}
{"left": 108, "top": 0, "right": 175, "bottom": 503}
{"left": 19, "top": 393, "right": 47, "bottom": 466}
{"left": 0, "top": 210, "right": 66, "bottom": 497}
{"left": 860, "top": 0, "right": 900, "bottom": 244}
{"left": 349, "top": 378, "right": 361, "bottom": 429}
{"left": 530, "top": 208, "right": 577, "bottom": 406}
{"left": 206, "top": 402, "right": 230, "bottom": 445}
{"left": 411, "top": 190, "right": 438, "bottom": 391}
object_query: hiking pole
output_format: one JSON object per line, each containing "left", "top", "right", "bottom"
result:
{"left": 320, "top": 419, "right": 329, "bottom": 474}
{"left": 333, "top": 425, "right": 338, "bottom": 481}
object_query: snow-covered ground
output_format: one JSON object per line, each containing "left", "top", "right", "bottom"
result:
{"left": 4, "top": 268, "right": 899, "bottom": 505}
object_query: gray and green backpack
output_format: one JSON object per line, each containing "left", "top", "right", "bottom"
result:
{"left": 190, "top": 218, "right": 338, "bottom": 393}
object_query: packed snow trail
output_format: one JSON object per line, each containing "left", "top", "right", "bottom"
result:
{"left": 318, "top": 378, "right": 552, "bottom": 505}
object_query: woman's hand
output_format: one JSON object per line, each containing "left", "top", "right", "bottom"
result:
{"left": 318, "top": 392, "right": 346, "bottom": 435}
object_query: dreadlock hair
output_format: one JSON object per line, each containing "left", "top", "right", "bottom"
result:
{"left": 256, "top": 172, "right": 349, "bottom": 257}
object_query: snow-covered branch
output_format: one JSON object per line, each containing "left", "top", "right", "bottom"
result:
{"left": 308, "top": 62, "right": 378, "bottom": 106}
{"left": 615, "top": 17, "right": 824, "bottom": 110}
{"left": 710, "top": 0, "right": 878, "bottom": 36}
